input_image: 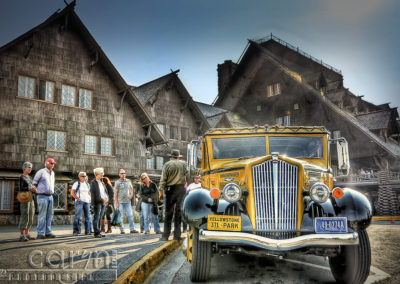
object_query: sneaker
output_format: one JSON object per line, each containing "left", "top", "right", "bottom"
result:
{"left": 144, "top": 231, "right": 150, "bottom": 235}
{"left": 26, "top": 234, "right": 36, "bottom": 240}
{"left": 94, "top": 234, "right": 102, "bottom": 238}
{"left": 120, "top": 231, "right": 125, "bottom": 234}
{"left": 101, "top": 234, "right": 106, "bottom": 237}
{"left": 130, "top": 230, "right": 139, "bottom": 234}
{"left": 19, "top": 235, "right": 28, "bottom": 242}
{"left": 159, "top": 236, "right": 169, "bottom": 241}
{"left": 155, "top": 231, "right": 162, "bottom": 234}
{"left": 45, "top": 234, "right": 56, "bottom": 238}
{"left": 37, "top": 235, "right": 46, "bottom": 239}
{"left": 73, "top": 233, "right": 79, "bottom": 236}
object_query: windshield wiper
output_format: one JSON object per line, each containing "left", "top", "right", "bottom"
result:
{"left": 238, "top": 156, "right": 254, "bottom": 160}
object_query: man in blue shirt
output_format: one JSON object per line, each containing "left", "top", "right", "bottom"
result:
{"left": 33, "top": 158, "right": 56, "bottom": 239}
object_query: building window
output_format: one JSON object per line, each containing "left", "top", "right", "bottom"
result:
{"left": 157, "top": 123, "right": 166, "bottom": 135}
{"left": 18, "top": 75, "right": 35, "bottom": 98}
{"left": 100, "top": 137, "right": 112, "bottom": 155}
{"left": 0, "top": 181, "right": 13, "bottom": 212}
{"left": 47, "top": 130, "right": 66, "bottom": 151}
{"left": 53, "top": 183, "right": 67, "bottom": 211}
{"left": 284, "top": 115, "right": 291, "bottom": 126}
{"left": 39, "top": 80, "right": 55, "bottom": 102}
{"left": 276, "top": 117, "right": 283, "bottom": 125}
{"left": 85, "top": 135, "right": 97, "bottom": 154}
{"left": 61, "top": 84, "right": 76, "bottom": 106}
{"left": 156, "top": 156, "right": 164, "bottom": 170}
{"left": 146, "top": 158, "right": 154, "bottom": 169}
{"left": 170, "top": 126, "right": 178, "bottom": 140}
{"left": 79, "top": 88, "right": 92, "bottom": 109}
{"left": 181, "top": 127, "right": 189, "bottom": 141}
{"left": 294, "top": 103, "right": 299, "bottom": 110}
{"left": 267, "top": 83, "right": 281, "bottom": 97}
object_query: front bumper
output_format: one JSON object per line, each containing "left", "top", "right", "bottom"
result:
{"left": 199, "top": 230, "right": 359, "bottom": 251}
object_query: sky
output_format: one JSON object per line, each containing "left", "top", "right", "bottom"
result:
{"left": 1, "top": 0, "right": 399, "bottom": 108}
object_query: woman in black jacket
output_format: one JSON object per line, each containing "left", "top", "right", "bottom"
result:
{"left": 90, "top": 168, "right": 109, "bottom": 238}
{"left": 138, "top": 173, "right": 161, "bottom": 234}
{"left": 101, "top": 176, "right": 114, "bottom": 233}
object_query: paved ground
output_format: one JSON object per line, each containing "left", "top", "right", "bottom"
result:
{"left": 0, "top": 224, "right": 179, "bottom": 284}
{"left": 0, "top": 221, "right": 398, "bottom": 284}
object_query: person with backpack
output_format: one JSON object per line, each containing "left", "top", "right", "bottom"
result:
{"left": 71, "top": 172, "right": 91, "bottom": 236}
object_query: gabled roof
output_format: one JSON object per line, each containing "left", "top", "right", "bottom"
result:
{"left": 0, "top": 1, "right": 165, "bottom": 148}
{"left": 196, "top": 101, "right": 251, "bottom": 128}
{"left": 132, "top": 71, "right": 210, "bottom": 133}
{"left": 214, "top": 38, "right": 400, "bottom": 158}
{"left": 356, "top": 110, "right": 392, "bottom": 130}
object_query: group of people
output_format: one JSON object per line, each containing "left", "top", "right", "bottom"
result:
{"left": 17, "top": 149, "right": 200, "bottom": 242}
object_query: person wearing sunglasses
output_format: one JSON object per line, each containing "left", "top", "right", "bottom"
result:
{"left": 115, "top": 169, "right": 138, "bottom": 234}
{"left": 71, "top": 172, "right": 91, "bottom": 236}
{"left": 138, "top": 173, "right": 162, "bottom": 234}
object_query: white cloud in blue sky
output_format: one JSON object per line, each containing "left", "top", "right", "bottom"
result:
{"left": 0, "top": 0, "right": 399, "bottom": 108}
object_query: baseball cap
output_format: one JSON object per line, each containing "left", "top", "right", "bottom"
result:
{"left": 46, "top": 158, "right": 57, "bottom": 164}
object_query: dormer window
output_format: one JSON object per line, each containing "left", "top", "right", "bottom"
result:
{"left": 267, "top": 83, "right": 281, "bottom": 97}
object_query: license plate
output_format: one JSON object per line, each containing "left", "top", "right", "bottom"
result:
{"left": 207, "top": 215, "right": 241, "bottom": 231}
{"left": 314, "top": 217, "right": 347, "bottom": 233}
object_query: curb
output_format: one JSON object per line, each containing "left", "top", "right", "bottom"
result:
{"left": 113, "top": 239, "right": 183, "bottom": 284}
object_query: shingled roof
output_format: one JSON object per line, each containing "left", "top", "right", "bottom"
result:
{"left": 196, "top": 101, "right": 250, "bottom": 128}
{"left": 0, "top": 1, "right": 165, "bottom": 147}
{"left": 356, "top": 110, "right": 392, "bottom": 130}
{"left": 214, "top": 38, "right": 400, "bottom": 158}
{"left": 132, "top": 71, "right": 210, "bottom": 133}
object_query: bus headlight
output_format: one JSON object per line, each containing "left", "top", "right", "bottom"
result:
{"left": 310, "top": 183, "right": 330, "bottom": 204}
{"left": 222, "top": 183, "right": 242, "bottom": 203}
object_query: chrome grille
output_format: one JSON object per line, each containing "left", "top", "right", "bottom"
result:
{"left": 252, "top": 159, "right": 298, "bottom": 239}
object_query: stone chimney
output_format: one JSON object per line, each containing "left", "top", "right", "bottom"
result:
{"left": 217, "top": 60, "right": 238, "bottom": 95}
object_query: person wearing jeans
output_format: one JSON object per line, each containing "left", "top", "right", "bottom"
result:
{"left": 139, "top": 173, "right": 161, "bottom": 234}
{"left": 71, "top": 172, "right": 91, "bottom": 235}
{"left": 90, "top": 168, "right": 109, "bottom": 238}
{"left": 115, "top": 169, "right": 138, "bottom": 234}
{"left": 33, "top": 158, "right": 57, "bottom": 239}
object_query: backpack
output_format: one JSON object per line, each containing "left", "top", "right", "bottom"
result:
{"left": 72, "top": 181, "right": 90, "bottom": 199}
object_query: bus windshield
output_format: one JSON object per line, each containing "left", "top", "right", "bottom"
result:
{"left": 269, "top": 136, "right": 323, "bottom": 158}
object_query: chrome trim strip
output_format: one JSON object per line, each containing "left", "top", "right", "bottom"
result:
{"left": 273, "top": 157, "right": 278, "bottom": 230}
{"left": 199, "top": 230, "right": 359, "bottom": 251}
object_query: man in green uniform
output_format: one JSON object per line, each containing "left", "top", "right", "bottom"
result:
{"left": 159, "top": 149, "right": 187, "bottom": 241}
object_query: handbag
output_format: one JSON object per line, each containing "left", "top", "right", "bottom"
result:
{"left": 110, "top": 208, "right": 122, "bottom": 227}
{"left": 17, "top": 191, "right": 32, "bottom": 203}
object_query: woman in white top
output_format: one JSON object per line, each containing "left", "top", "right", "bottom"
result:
{"left": 71, "top": 172, "right": 91, "bottom": 236}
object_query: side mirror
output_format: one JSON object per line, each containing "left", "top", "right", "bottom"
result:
{"left": 336, "top": 138, "right": 350, "bottom": 176}
{"left": 187, "top": 140, "right": 201, "bottom": 177}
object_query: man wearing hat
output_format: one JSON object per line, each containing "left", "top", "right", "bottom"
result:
{"left": 159, "top": 149, "right": 188, "bottom": 241}
{"left": 33, "top": 158, "right": 57, "bottom": 239}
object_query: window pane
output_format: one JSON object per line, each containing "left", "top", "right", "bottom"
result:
{"left": 85, "top": 135, "right": 97, "bottom": 154}
{"left": 39, "top": 80, "right": 54, "bottom": 102}
{"left": 212, "top": 137, "right": 266, "bottom": 159}
{"left": 156, "top": 156, "right": 164, "bottom": 170}
{"left": 100, "top": 137, "right": 112, "bottom": 155}
{"left": 61, "top": 85, "right": 75, "bottom": 106}
{"left": 146, "top": 158, "right": 154, "bottom": 169}
{"left": 269, "top": 137, "right": 323, "bottom": 158}
{"left": 275, "top": 83, "right": 281, "bottom": 95}
{"left": 53, "top": 183, "right": 66, "bottom": 210}
{"left": 170, "top": 126, "right": 178, "bottom": 139}
{"left": 47, "top": 130, "right": 66, "bottom": 150}
{"left": 284, "top": 115, "right": 290, "bottom": 126}
{"left": 157, "top": 124, "right": 165, "bottom": 135}
{"left": 18, "top": 76, "right": 35, "bottom": 98}
{"left": 181, "top": 127, "right": 188, "bottom": 141}
{"left": 79, "top": 88, "right": 92, "bottom": 109}
{"left": 0, "top": 181, "right": 12, "bottom": 210}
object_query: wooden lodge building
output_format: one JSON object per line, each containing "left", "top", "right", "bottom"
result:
{"left": 0, "top": 2, "right": 165, "bottom": 223}
{"left": 0, "top": 2, "right": 399, "bottom": 223}
{"left": 213, "top": 34, "right": 400, "bottom": 215}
